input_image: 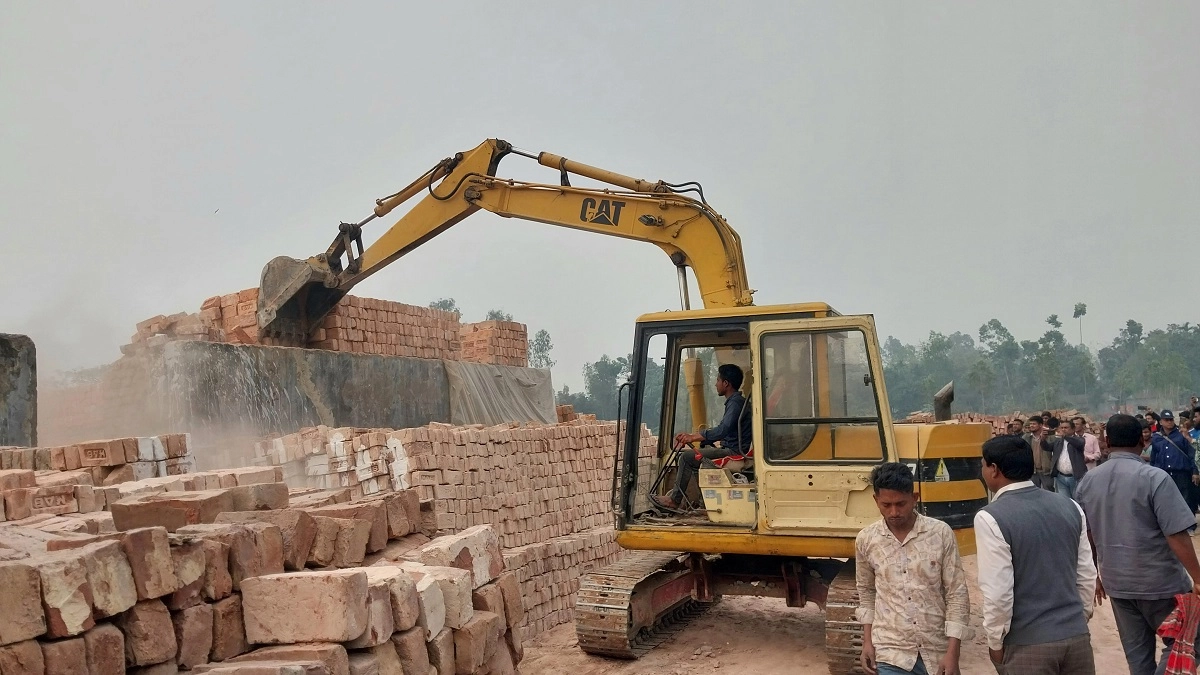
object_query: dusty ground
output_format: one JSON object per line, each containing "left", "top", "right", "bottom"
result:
{"left": 521, "top": 555, "right": 1133, "bottom": 675}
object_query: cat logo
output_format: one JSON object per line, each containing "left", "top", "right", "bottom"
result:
{"left": 934, "top": 459, "right": 950, "bottom": 482}
{"left": 579, "top": 198, "right": 625, "bottom": 226}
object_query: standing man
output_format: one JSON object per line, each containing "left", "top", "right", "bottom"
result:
{"left": 651, "top": 363, "right": 751, "bottom": 511}
{"left": 1050, "top": 419, "right": 1088, "bottom": 500}
{"left": 1146, "top": 410, "right": 1199, "bottom": 521}
{"left": 976, "top": 435, "right": 1097, "bottom": 674}
{"left": 856, "top": 463, "right": 970, "bottom": 675}
{"left": 1006, "top": 420, "right": 1024, "bottom": 436}
{"left": 1022, "top": 416, "right": 1051, "bottom": 489}
{"left": 1072, "top": 417, "right": 1102, "bottom": 469}
{"left": 1076, "top": 414, "right": 1200, "bottom": 675}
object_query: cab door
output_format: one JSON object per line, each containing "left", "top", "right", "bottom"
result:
{"left": 750, "top": 315, "right": 897, "bottom": 535}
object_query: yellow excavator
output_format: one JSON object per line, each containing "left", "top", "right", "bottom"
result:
{"left": 256, "top": 139, "right": 990, "bottom": 674}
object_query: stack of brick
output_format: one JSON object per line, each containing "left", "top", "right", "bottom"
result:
{"left": 555, "top": 405, "right": 577, "bottom": 423}
{"left": 502, "top": 526, "right": 623, "bottom": 639}
{"left": 458, "top": 321, "right": 528, "bottom": 368}
{"left": 394, "top": 420, "right": 657, "bottom": 549}
{"left": 0, "top": 434, "right": 198, "bottom": 488}
{"left": 308, "top": 295, "right": 462, "bottom": 359}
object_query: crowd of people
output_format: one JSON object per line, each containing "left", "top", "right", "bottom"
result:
{"left": 856, "top": 407, "right": 1200, "bottom": 675}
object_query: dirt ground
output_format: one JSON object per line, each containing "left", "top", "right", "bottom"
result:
{"left": 521, "top": 554, "right": 1136, "bottom": 675}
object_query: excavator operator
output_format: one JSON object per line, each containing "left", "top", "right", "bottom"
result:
{"left": 651, "top": 364, "right": 753, "bottom": 512}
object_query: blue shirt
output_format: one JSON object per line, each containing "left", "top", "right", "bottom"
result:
{"left": 1148, "top": 429, "right": 1198, "bottom": 474}
{"left": 699, "top": 391, "right": 753, "bottom": 454}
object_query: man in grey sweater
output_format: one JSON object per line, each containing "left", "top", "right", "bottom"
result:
{"left": 975, "top": 434, "right": 1097, "bottom": 674}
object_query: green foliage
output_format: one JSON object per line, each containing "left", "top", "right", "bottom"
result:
{"left": 1073, "top": 303, "right": 1087, "bottom": 320}
{"left": 527, "top": 329, "right": 555, "bottom": 369}
{"left": 428, "top": 298, "right": 461, "bottom": 317}
{"left": 485, "top": 309, "right": 514, "bottom": 322}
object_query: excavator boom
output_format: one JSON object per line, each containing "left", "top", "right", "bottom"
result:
{"left": 257, "top": 139, "right": 753, "bottom": 342}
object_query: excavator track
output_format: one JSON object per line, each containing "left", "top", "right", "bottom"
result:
{"left": 574, "top": 550, "right": 715, "bottom": 658}
{"left": 824, "top": 561, "right": 865, "bottom": 675}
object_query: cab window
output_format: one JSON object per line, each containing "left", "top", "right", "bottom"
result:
{"left": 759, "top": 329, "right": 884, "bottom": 462}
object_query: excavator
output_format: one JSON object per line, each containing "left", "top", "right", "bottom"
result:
{"left": 256, "top": 139, "right": 990, "bottom": 674}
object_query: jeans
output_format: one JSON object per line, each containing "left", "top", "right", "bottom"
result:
{"left": 1110, "top": 596, "right": 1190, "bottom": 675}
{"left": 1055, "top": 475, "right": 1078, "bottom": 500}
{"left": 876, "top": 656, "right": 929, "bottom": 675}
{"left": 668, "top": 446, "right": 731, "bottom": 503}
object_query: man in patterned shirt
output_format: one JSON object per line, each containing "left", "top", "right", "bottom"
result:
{"left": 856, "top": 462, "right": 971, "bottom": 675}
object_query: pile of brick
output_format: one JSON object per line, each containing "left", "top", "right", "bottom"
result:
{"left": 393, "top": 421, "right": 656, "bottom": 549}
{"left": 121, "top": 287, "right": 529, "bottom": 368}
{"left": 555, "top": 405, "right": 577, "bottom": 423}
{"left": 0, "top": 508, "right": 523, "bottom": 674}
{"left": 252, "top": 427, "right": 405, "bottom": 499}
{"left": 251, "top": 420, "right": 658, "bottom": 550}
{"left": 502, "top": 526, "right": 623, "bottom": 637}
{"left": 458, "top": 321, "right": 528, "bottom": 368}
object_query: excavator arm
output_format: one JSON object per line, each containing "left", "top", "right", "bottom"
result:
{"left": 257, "top": 139, "right": 754, "bottom": 342}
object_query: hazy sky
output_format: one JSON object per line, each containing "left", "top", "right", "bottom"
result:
{"left": 3, "top": 3, "right": 1197, "bottom": 391}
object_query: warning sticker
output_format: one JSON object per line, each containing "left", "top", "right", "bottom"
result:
{"left": 934, "top": 459, "right": 950, "bottom": 482}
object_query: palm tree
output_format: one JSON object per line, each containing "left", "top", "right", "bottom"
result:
{"left": 1073, "top": 303, "right": 1087, "bottom": 345}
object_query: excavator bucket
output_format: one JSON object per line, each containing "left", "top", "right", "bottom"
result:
{"left": 256, "top": 256, "right": 344, "bottom": 343}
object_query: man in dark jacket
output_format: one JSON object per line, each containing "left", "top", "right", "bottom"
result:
{"left": 1148, "top": 410, "right": 1199, "bottom": 522}
{"left": 1022, "top": 416, "right": 1053, "bottom": 490}
{"left": 1049, "top": 419, "right": 1088, "bottom": 500}
{"left": 651, "top": 363, "right": 751, "bottom": 511}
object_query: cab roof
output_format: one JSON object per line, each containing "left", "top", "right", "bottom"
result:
{"left": 635, "top": 302, "right": 839, "bottom": 324}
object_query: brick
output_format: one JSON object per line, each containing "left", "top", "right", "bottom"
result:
{"left": 193, "top": 661, "right": 328, "bottom": 674}
{"left": 389, "top": 627, "right": 430, "bottom": 675}
{"left": 404, "top": 525, "right": 502, "bottom": 589}
{"left": 243, "top": 523, "right": 285, "bottom": 578}
{"left": 230, "top": 467, "right": 277, "bottom": 487}
{"left": 471, "top": 583, "right": 506, "bottom": 627}
{"left": 3, "top": 488, "right": 33, "bottom": 520}
{"left": 0, "top": 560, "right": 46, "bottom": 646}
{"left": 241, "top": 570, "right": 368, "bottom": 644}
{"left": 123, "top": 528, "right": 181, "bottom": 600}
{"left": 77, "top": 441, "right": 125, "bottom": 468}
{"left": 307, "top": 517, "right": 340, "bottom": 567}
{"left": 483, "top": 638, "right": 517, "bottom": 675}
{"left": 173, "top": 602, "right": 214, "bottom": 668}
{"left": 32, "top": 551, "right": 95, "bottom": 638}
{"left": 40, "top": 636, "right": 87, "bottom": 675}
{"left": 210, "top": 595, "right": 249, "bottom": 662}
{"left": 345, "top": 577, "right": 393, "bottom": 649}
{"left": 196, "top": 539, "right": 233, "bottom": 602}
{"left": 84, "top": 623, "right": 126, "bottom": 675}
{"left": 495, "top": 571, "right": 524, "bottom": 627}
{"left": 228, "top": 644, "right": 348, "bottom": 675}
{"left": 0, "top": 639, "right": 44, "bottom": 675}
{"left": 80, "top": 540, "right": 137, "bottom": 619}
{"left": 0, "top": 469, "right": 36, "bottom": 491}
{"left": 305, "top": 502, "right": 387, "bottom": 554}
{"left": 117, "top": 599, "right": 177, "bottom": 666}
{"left": 215, "top": 510, "right": 315, "bottom": 571}
{"left": 399, "top": 564, "right": 471, "bottom": 629}
{"left": 453, "top": 611, "right": 501, "bottom": 675}
{"left": 362, "top": 566, "right": 420, "bottom": 632}
{"left": 229, "top": 483, "right": 289, "bottom": 512}
{"left": 74, "top": 485, "right": 100, "bottom": 513}
{"left": 426, "top": 627, "right": 455, "bottom": 675}
{"left": 159, "top": 434, "right": 190, "bottom": 460}
{"left": 111, "top": 490, "right": 237, "bottom": 532}
{"left": 360, "top": 493, "right": 410, "bottom": 539}
{"left": 175, "top": 524, "right": 260, "bottom": 590}
{"left": 364, "top": 642, "right": 403, "bottom": 675}
{"left": 332, "top": 519, "right": 370, "bottom": 568}
{"left": 100, "top": 464, "right": 136, "bottom": 486}
{"left": 28, "top": 485, "right": 78, "bottom": 516}
{"left": 405, "top": 572, "right": 446, "bottom": 641}
{"left": 164, "top": 539, "right": 208, "bottom": 610}
{"left": 346, "top": 652, "right": 379, "bottom": 675}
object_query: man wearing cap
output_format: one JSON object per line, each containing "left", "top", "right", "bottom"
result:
{"left": 1146, "top": 410, "right": 1199, "bottom": 522}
